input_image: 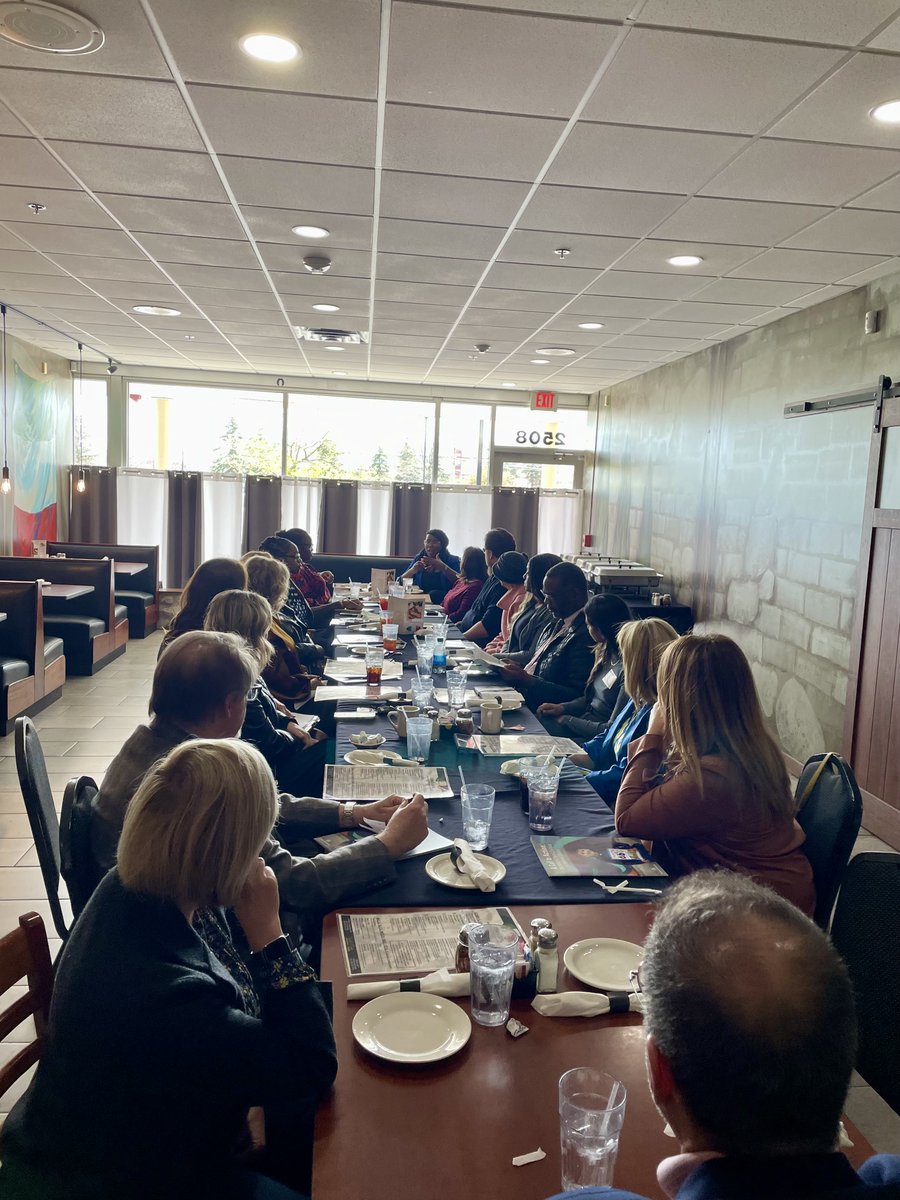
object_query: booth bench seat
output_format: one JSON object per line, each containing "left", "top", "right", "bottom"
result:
{"left": 47, "top": 542, "right": 160, "bottom": 639}
{"left": 0, "top": 582, "right": 66, "bottom": 732}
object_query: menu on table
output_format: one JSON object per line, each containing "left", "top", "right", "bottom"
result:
{"left": 334, "top": 632, "right": 380, "bottom": 646}
{"left": 338, "top": 906, "right": 523, "bottom": 976}
{"left": 314, "top": 685, "right": 401, "bottom": 702}
{"left": 323, "top": 660, "right": 404, "bottom": 681}
{"left": 470, "top": 734, "right": 582, "bottom": 756}
{"left": 323, "top": 764, "right": 454, "bottom": 801}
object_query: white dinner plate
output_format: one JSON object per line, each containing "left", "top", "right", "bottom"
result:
{"left": 348, "top": 733, "right": 386, "bottom": 749}
{"left": 425, "top": 852, "right": 506, "bottom": 889}
{"left": 352, "top": 992, "right": 471, "bottom": 1064}
{"left": 344, "top": 748, "right": 402, "bottom": 765}
{"left": 563, "top": 938, "right": 643, "bottom": 992}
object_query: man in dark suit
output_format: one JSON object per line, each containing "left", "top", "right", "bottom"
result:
{"left": 546, "top": 871, "right": 900, "bottom": 1200}
{"left": 499, "top": 561, "right": 594, "bottom": 709}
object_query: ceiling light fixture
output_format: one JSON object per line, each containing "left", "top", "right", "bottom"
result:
{"left": 332, "top": 371, "right": 348, "bottom": 376}
{"left": 536, "top": 347, "right": 576, "bottom": 357}
{"left": 578, "top": 321, "right": 604, "bottom": 330}
{"left": 531, "top": 358, "right": 550, "bottom": 364}
{"left": 0, "top": 2, "right": 105, "bottom": 54}
{"left": 132, "top": 305, "right": 181, "bottom": 316}
{"left": 303, "top": 254, "right": 332, "bottom": 274}
{"left": 239, "top": 33, "right": 300, "bottom": 63}
{"left": 324, "top": 345, "right": 345, "bottom": 352}
{"left": 292, "top": 224, "right": 330, "bottom": 239}
{"left": 313, "top": 303, "right": 340, "bottom": 313}
{"left": 554, "top": 247, "right": 571, "bottom": 259}
{"left": 27, "top": 201, "right": 46, "bottom": 215}
{"left": 184, "top": 334, "right": 196, "bottom": 341}
{"left": 870, "top": 99, "right": 900, "bottom": 124}
{"left": 502, "top": 382, "right": 517, "bottom": 388}
{"left": 667, "top": 254, "right": 703, "bottom": 267}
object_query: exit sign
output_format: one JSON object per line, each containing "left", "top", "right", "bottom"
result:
{"left": 532, "top": 391, "right": 556, "bottom": 411}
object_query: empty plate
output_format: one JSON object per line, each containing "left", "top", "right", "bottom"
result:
{"left": 426, "top": 852, "right": 506, "bottom": 889}
{"left": 563, "top": 938, "right": 643, "bottom": 992}
{"left": 352, "top": 992, "right": 471, "bottom": 1064}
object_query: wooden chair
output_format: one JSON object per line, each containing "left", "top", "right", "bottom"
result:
{"left": 0, "top": 912, "right": 53, "bottom": 1102}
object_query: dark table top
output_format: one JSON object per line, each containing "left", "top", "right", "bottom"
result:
{"left": 40, "top": 583, "right": 94, "bottom": 600}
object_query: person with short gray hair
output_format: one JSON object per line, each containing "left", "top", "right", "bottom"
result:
{"left": 548, "top": 871, "right": 900, "bottom": 1200}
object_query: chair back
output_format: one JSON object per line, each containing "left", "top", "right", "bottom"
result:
{"left": 14, "top": 717, "right": 70, "bottom": 941}
{"left": 794, "top": 751, "right": 863, "bottom": 929}
{"left": 831, "top": 853, "right": 900, "bottom": 1116}
{"left": 61, "top": 774, "right": 103, "bottom": 918}
{"left": 0, "top": 912, "right": 53, "bottom": 1102}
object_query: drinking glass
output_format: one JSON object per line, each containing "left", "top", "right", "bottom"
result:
{"left": 411, "top": 681, "right": 433, "bottom": 709}
{"left": 446, "top": 669, "right": 468, "bottom": 708}
{"left": 349, "top": 581, "right": 361, "bottom": 599}
{"left": 383, "top": 622, "right": 400, "bottom": 652}
{"left": 405, "top": 716, "right": 432, "bottom": 762}
{"left": 469, "top": 925, "right": 518, "bottom": 1027}
{"left": 460, "top": 783, "right": 495, "bottom": 851}
{"left": 404, "top": 577, "right": 414, "bottom": 592}
{"left": 364, "top": 646, "right": 384, "bottom": 686}
{"left": 378, "top": 593, "right": 389, "bottom": 611}
{"left": 559, "top": 1069, "right": 627, "bottom": 1191}
{"left": 528, "top": 772, "right": 559, "bottom": 833}
{"left": 416, "top": 644, "right": 434, "bottom": 678}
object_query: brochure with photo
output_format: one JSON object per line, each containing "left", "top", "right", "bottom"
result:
{"left": 531, "top": 835, "right": 668, "bottom": 878}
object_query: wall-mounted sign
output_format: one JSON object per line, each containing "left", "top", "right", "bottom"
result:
{"left": 494, "top": 405, "right": 590, "bottom": 451}
{"left": 532, "top": 390, "right": 556, "bottom": 411}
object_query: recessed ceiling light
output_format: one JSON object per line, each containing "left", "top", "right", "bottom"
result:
{"left": 871, "top": 99, "right": 900, "bottom": 124}
{"left": 502, "top": 382, "right": 517, "bottom": 388}
{"left": 531, "top": 358, "right": 550, "bottom": 364}
{"left": 324, "top": 345, "right": 345, "bottom": 352}
{"left": 239, "top": 33, "right": 300, "bottom": 63}
{"left": 292, "top": 224, "right": 330, "bottom": 239}
{"left": 332, "top": 371, "right": 348, "bottom": 376}
{"left": 536, "top": 347, "right": 576, "bottom": 357}
{"left": 667, "top": 254, "right": 703, "bottom": 267}
{"left": 313, "top": 303, "right": 340, "bottom": 313}
{"left": 578, "top": 322, "right": 604, "bottom": 330}
{"left": 132, "top": 305, "right": 181, "bottom": 316}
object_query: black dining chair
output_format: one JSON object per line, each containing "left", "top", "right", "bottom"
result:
{"left": 60, "top": 774, "right": 104, "bottom": 918}
{"left": 794, "top": 751, "right": 863, "bottom": 930}
{"left": 831, "top": 852, "right": 900, "bottom": 1117}
{"left": 15, "top": 716, "right": 71, "bottom": 942}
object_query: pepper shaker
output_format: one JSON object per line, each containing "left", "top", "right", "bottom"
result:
{"left": 536, "top": 927, "right": 560, "bottom": 994}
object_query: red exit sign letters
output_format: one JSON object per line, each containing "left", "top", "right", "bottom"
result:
{"left": 532, "top": 390, "right": 556, "bottom": 411}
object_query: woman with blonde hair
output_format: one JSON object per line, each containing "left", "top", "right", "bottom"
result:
{"left": 204, "top": 590, "right": 327, "bottom": 799}
{"left": 0, "top": 739, "right": 336, "bottom": 1200}
{"left": 161, "top": 557, "right": 247, "bottom": 649}
{"left": 616, "top": 633, "right": 814, "bottom": 913}
{"left": 569, "top": 617, "right": 679, "bottom": 803}
{"left": 245, "top": 553, "right": 324, "bottom": 683}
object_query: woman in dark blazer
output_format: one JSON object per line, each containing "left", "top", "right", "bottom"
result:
{"left": 0, "top": 739, "right": 337, "bottom": 1200}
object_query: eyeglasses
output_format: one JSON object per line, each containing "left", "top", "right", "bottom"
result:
{"left": 629, "top": 964, "right": 643, "bottom": 995}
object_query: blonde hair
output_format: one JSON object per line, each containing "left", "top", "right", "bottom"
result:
{"left": 203, "top": 589, "right": 273, "bottom": 667}
{"left": 657, "top": 634, "right": 793, "bottom": 817}
{"left": 244, "top": 554, "right": 290, "bottom": 611}
{"left": 118, "top": 739, "right": 278, "bottom": 909}
{"left": 619, "top": 618, "right": 679, "bottom": 706}
{"left": 240, "top": 550, "right": 270, "bottom": 564}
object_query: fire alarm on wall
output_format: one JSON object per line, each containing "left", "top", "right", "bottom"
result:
{"left": 865, "top": 309, "right": 881, "bottom": 335}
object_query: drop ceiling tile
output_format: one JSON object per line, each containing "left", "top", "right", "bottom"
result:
{"left": 0, "top": 249, "right": 66, "bottom": 275}
{"left": 149, "top": 0, "right": 381, "bottom": 98}
{"left": 0, "top": 136, "right": 80, "bottom": 192}
{"left": 12, "top": 292, "right": 121, "bottom": 312}
{"left": 0, "top": 186, "right": 115, "bottom": 228}
{"left": 784, "top": 208, "right": 900, "bottom": 256}
{"left": 849, "top": 173, "right": 900, "bottom": 213}
{"left": 869, "top": 14, "right": 900, "bottom": 49}
{"left": 475, "top": 288, "right": 582, "bottom": 313}
{"left": 373, "top": 319, "right": 453, "bottom": 337}
{"left": 159, "top": 264, "right": 263, "bottom": 291}
{"left": 688, "top": 277, "right": 826, "bottom": 305}
{"left": 785, "top": 285, "right": 856, "bottom": 309}
{"left": 0, "top": 271, "right": 91, "bottom": 295}
{"left": 53, "top": 143, "right": 227, "bottom": 203}
{"left": 381, "top": 172, "right": 529, "bottom": 227}
{"left": 130, "top": 233, "right": 257, "bottom": 270}
{"left": 388, "top": 3, "right": 618, "bottom": 117}
{"left": 638, "top": 320, "right": 736, "bottom": 339}
{"left": 90, "top": 280, "right": 189, "bottom": 303}
{"left": 459, "top": 308, "right": 553, "bottom": 330}
{"left": 547, "top": 125, "right": 747, "bottom": 195}
{"left": 614, "top": 335, "right": 702, "bottom": 352}
{"left": 566, "top": 295, "right": 670, "bottom": 319}
{"left": 653, "top": 197, "right": 830, "bottom": 245}
{"left": 636, "top": 0, "right": 898, "bottom": 44}
{"left": 728, "top": 247, "right": 892, "bottom": 283}
{"left": 242, "top": 208, "right": 373, "bottom": 249}
{"left": 770, "top": 55, "right": 900, "bottom": 149}
{"left": 2, "top": 223, "right": 144, "bottom": 259}
{"left": 374, "top": 280, "right": 473, "bottom": 306}
{"left": 500, "top": 229, "right": 636, "bottom": 269}
{"left": 290, "top": 301, "right": 372, "bottom": 324}
{"left": 374, "top": 301, "right": 463, "bottom": 324}
{"left": 539, "top": 315, "right": 643, "bottom": 337}
{"left": 273, "top": 273, "right": 370, "bottom": 300}
{"left": 383, "top": 105, "right": 564, "bottom": 182}
{"left": 483, "top": 261, "right": 602, "bottom": 294}
{"left": 97, "top": 195, "right": 245, "bottom": 240}
{"left": 583, "top": 29, "right": 840, "bottom": 135}
{"left": 376, "top": 254, "right": 487, "bottom": 287}
{"left": 833, "top": 258, "right": 900, "bottom": 286}
{"left": 522, "top": 186, "right": 683, "bottom": 237}
{"left": 182, "top": 290, "right": 282, "bottom": 313}
{"left": 190, "top": 87, "right": 376, "bottom": 167}
{"left": 612, "top": 240, "right": 759, "bottom": 275}
{"left": 0, "top": 0, "right": 170, "bottom": 76}
{"left": 259, "top": 244, "right": 371, "bottom": 277}
{"left": 222, "top": 158, "right": 374, "bottom": 214}
{"left": 587, "top": 271, "right": 715, "bottom": 300}
{"left": 0, "top": 72, "right": 203, "bottom": 151}
{"left": 0, "top": 104, "right": 27, "bottom": 136}
{"left": 44, "top": 255, "right": 172, "bottom": 285}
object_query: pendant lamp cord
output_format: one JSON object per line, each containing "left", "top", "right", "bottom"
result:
{"left": 1, "top": 304, "right": 7, "bottom": 468}
{"left": 77, "top": 342, "right": 84, "bottom": 466}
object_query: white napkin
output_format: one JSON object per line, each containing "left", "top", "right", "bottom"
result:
{"left": 347, "top": 968, "right": 470, "bottom": 1001}
{"left": 452, "top": 838, "right": 496, "bottom": 892}
{"left": 531, "top": 991, "right": 645, "bottom": 1017}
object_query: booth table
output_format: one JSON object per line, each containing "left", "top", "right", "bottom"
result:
{"left": 112, "top": 561, "right": 148, "bottom": 575}
{"left": 40, "top": 583, "right": 94, "bottom": 601}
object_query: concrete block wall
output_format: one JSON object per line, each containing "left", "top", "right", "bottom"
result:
{"left": 590, "top": 269, "right": 900, "bottom": 762}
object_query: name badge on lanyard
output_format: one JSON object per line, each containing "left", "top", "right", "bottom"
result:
{"left": 602, "top": 668, "right": 617, "bottom": 688}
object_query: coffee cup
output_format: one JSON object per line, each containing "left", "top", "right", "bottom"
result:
{"left": 388, "top": 705, "right": 420, "bottom": 737}
{"left": 480, "top": 697, "right": 503, "bottom": 734}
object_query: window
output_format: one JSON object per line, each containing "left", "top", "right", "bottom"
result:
{"left": 437, "top": 402, "right": 491, "bottom": 485}
{"left": 501, "top": 460, "right": 576, "bottom": 488}
{"left": 127, "top": 382, "right": 283, "bottom": 472}
{"left": 493, "top": 405, "right": 590, "bottom": 451}
{"left": 287, "top": 394, "right": 435, "bottom": 482}
{"left": 73, "top": 378, "right": 108, "bottom": 465}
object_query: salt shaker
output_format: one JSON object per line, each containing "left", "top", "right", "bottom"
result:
{"left": 536, "top": 927, "right": 559, "bottom": 994}
{"left": 528, "top": 917, "right": 551, "bottom": 958}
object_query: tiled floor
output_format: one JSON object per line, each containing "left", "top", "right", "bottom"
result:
{"left": 0, "top": 629, "right": 898, "bottom": 1155}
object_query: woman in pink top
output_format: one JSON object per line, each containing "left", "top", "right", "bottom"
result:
{"left": 485, "top": 551, "right": 529, "bottom": 653}
{"left": 616, "top": 633, "right": 815, "bottom": 916}
{"left": 442, "top": 546, "right": 488, "bottom": 624}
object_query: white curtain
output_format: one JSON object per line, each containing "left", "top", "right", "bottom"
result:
{"left": 537, "top": 490, "right": 583, "bottom": 557}
{"left": 280, "top": 478, "right": 322, "bottom": 541}
{"left": 201, "top": 474, "right": 244, "bottom": 561}
{"left": 430, "top": 487, "right": 494, "bottom": 555}
{"left": 117, "top": 469, "right": 169, "bottom": 581}
{"left": 356, "top": 484, "right": 392, "bottom": 555}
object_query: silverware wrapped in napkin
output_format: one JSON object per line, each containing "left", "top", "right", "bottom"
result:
{"left": 531, "top": 991, "right": 644, "bottom": 1017}
{"left": 347, "top": 968, "right": 470, "bottom": 1001}
{"left": 450, "top": 838, "right": 497, "bottom": 892}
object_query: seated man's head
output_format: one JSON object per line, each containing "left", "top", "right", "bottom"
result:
{"left": 482, "top": 527, "right": 516, "bottom": 568}
{"left": 641, "top": 871, "right": 857, "bottom": 1157}
{"left": 259, "top": 535, "right": 300, "bottom": 575}
{"left": 276, "top": 528, "right": 313, "bottom": 563}
{"left": 541, "top": 561, "right": 588, "bottom": 620}
{"left": 151, "top": 630, "right": 258, "bottom": 738}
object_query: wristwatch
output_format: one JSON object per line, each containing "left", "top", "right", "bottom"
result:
{"left": 340, "top": 801, "right": 358, "bottom": 828}
{"left": 251, "top": 935, "right": 293, "bottom": 966}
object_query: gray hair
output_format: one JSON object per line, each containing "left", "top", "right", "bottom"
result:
{"left": 151, "top": 630, "right": 258, "bottom": 724}
{"left": 642, "top": 871, "right": 856, "bottom": 1155}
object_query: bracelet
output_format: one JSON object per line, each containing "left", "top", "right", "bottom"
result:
{"left": 340, "top": 801, "right": 358, "bottom": 828}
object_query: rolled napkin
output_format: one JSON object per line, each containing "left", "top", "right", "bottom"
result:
{"left": 347, "top": 968, "right": 471, "bottom": 1001}
{"left": 451, "top": 838, "right": 497, "bottom": 892}
{"left": 531, "top": 991, "right": 644, "bottom": 1018}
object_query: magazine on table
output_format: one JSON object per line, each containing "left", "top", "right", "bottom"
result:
{"left": 531, "top": 835, "right": 668, "bottom": 878}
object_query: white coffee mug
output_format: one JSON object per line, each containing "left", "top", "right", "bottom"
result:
{"left": 480, "top": 697, "right": 503, "bottom": 734}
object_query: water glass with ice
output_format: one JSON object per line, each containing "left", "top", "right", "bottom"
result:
{"left": 411, "top": 680, "right": 433, "bottom": 709}
{"left": 349, "top": 581, "right": 361, "bottom": 599}
{"left": 405, "top": 716, "right": 432, "bottom": 762}
{"left": 416, "top": 644, "right": 434, "bottom": 678}
{"left": 446, "top": 669, "right": 468, "bottom": 708}
{"left": 558, "top": 1068, "right": 627, "bottom": 1191}
{"left": 528, "top": 771, "right": 559, "bottom": 833}
{"left": 469, "top": 925, "right": 518, "bottom": 1027}
{"left": 460, "top": 783, "right": 495, "bottom": 851}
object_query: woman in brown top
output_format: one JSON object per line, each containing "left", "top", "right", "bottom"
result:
{"left": 616, "top": 633, "right": 815, "bottom": 915}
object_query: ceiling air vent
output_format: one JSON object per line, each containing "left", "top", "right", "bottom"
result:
{"left": 0, "top": 2, "right": 105, "bottom": 53}
{"left": 294, "top": 327, "right": 370, "bottom": 345}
